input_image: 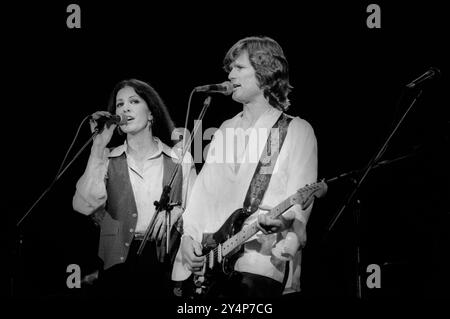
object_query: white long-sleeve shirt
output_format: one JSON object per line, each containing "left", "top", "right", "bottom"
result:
{"left": 173, "top": 107, "right": 318, "bottom": 292}
{"left": 73, "top": 138, "right": 197, "bottom": 234}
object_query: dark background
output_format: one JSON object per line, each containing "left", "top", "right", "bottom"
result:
{"left": 5, "top": 1, "right": 449, "bottom": 300}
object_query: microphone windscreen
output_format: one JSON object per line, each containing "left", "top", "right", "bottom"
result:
{"left": 430, "top": 67, "right": 441, "bottom": 78}
{"left": 116, "top": 114, "right": 128, "bottom": 125}
{"left": 221, "top": 81, "right": 234, "bottom": 95}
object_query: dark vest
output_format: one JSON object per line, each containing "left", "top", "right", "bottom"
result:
{"left": 96, "top": 152, "right": 183, "bottom": 270}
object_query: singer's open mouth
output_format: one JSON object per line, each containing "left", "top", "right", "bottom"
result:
{"left": 126, "top": 116, "right": 134, "bottom": 121}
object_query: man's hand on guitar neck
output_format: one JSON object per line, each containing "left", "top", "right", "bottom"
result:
{"left": 180, "top": 235, "right": 205, "bottom": 274}
{"left": 257, "top": 206, "right": 294, "bottom": 235}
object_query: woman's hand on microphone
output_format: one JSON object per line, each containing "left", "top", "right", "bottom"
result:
{"left": 90, "top": 111, "right": 117, "bottom": 155}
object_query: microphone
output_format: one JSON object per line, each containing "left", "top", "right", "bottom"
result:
{"left": 406, "top": 67, "right": 441, "bottom": 88}
{"left": 92, "top": 113, "right": 128, "bottom": 128}
{"left": 195, "top": 81, "right": 234, "bottom": 95}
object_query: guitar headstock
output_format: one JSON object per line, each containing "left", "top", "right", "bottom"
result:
{"left": 293, "top": 180, "right": 328, "bottom": 209}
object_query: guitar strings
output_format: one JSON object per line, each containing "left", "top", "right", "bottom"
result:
{"left": 205, "top": 183, "right": 321, "bottom": 265}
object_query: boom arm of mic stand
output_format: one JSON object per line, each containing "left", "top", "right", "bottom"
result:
{"left": 326, "top": 150, "right": 420, "bottom": 184}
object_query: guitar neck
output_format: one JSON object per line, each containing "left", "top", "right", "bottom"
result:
{"left": 221, "top": 193, "right": 297, "bottom": 256}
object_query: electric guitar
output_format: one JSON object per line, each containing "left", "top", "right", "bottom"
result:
{"left": 184, "top": 180, "right": 327, "bottom": 298}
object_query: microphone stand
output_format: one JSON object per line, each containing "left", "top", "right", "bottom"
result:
{"left": 354, "top": 198, "right": 362, "bottom": 299}
{"left": 17, "top": 130, "right": 100, "bottom": 227}
{"left": 14, "top": 126, "right": 101, "bottom": 296}
{"left": 136, "top": 95, "right": 212, "bottom": 258}
{"left": 324, "top": 149, "right": 421, "bottom": 298}
{"left": 325, "top": 86, "right": 424, "bottom": 299}
{"left": 327, "top": 88, "right": 423, "bottom": 231}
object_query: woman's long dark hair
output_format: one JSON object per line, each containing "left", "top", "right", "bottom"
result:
{"left": 108, "top": 79, "right": 176, "bottom": 146}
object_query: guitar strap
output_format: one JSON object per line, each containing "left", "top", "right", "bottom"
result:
{"left": 241, "top": 112, "right": 292, "bottom": 290}
{"left": 242, "top": 112, "right": 292, "bottom": 215}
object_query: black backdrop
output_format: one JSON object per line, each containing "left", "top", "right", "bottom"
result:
{"left": 5, "top": 1, "right": 449, "bottom": 300}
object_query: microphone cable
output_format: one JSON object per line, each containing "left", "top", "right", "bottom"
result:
{"left": 182, "top": 88, "right": 196, "bottom": 153}
{"left": 55, "top": 114, "right": 91, "bottom": 178}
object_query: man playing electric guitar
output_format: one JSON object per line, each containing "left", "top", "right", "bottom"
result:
{"left": 172, "top": 36, "right": 318, "bottom": 298}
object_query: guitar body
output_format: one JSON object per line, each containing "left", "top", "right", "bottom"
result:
{"left": 193, "top": 208, "right": 249, "bottom": 298}
{"left": 181, "top": 180, "right": 327, "bottom": 299}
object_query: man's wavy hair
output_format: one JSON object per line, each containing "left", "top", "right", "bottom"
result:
{"left": 223, "top": 36, "right": 292, "bottom": 111}
{"left": 107, "top": 79, "right": 176, "bottom": 146}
